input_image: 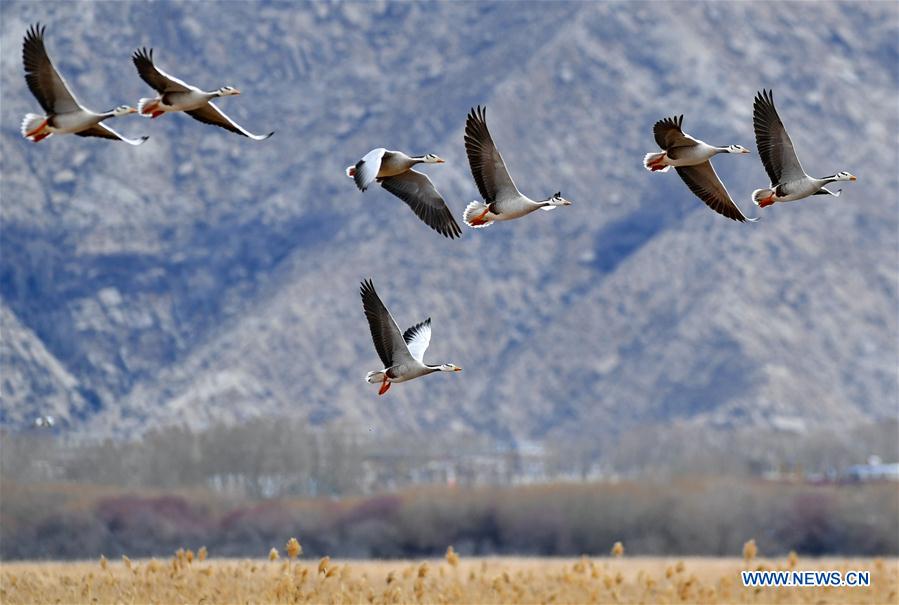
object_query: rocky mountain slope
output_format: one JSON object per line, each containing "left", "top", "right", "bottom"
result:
{"left": 1, "top": 1, "right": 896, "bottom": 446}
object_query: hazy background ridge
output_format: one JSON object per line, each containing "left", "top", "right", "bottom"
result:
{"left": 1, "top": 1, "right": 897, "bottom": 451}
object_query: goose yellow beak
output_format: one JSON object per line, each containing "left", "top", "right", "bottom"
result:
{"left": 850, "top": 175, "right": 857, "bottom": 181}
{"left": 128, "top": 107, "right": 138, "bottom": 114}
{"left": 454, "top": 367, "right": 462, "bottom": 372}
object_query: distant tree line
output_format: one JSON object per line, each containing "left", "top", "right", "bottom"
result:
{"left": 1, "top": 417, "right": 896, "bottom": 560}
{"left": 2, "top": 417, "right": 895, "bottom": 498}
{"left": 1, "top": 477, "right": 896, "bottom": 560}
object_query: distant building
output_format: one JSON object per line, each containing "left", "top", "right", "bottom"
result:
{"left": 844, "top": 460, "right": 899, "bottom": 482}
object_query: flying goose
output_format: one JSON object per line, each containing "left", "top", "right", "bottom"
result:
{"left": 33, "top": 415, "right": 55, "bottom": 428}
{"left": 346, "top": 149, "right": 462, "bottom": 239}
{"left": 360, "top": 279, "right": 461, "bottom": 396}
{"left": 752, "top": 89, "right": 856, "bottom": 208}
{"left": 644, "top": 115, "right": 755, "bottom": 222}
{"left": 20, "top": 24, "right": 146, "bottom": 145}
{"left": 462, "top": 106, "right": 572, "bottom": 228}
{"left": 132, "top": 48, "right": 273, "bottom": 140}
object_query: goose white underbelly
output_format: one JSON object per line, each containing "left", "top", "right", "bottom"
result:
{"left": 377, "top": 165, "right": 411, "bottom": 179}
{"left": 391, "top": 363, "right": 434, "bottom": 382}
{"left": 377, "top": 155, "right": 416, "bottom": 179}
{"left": 667, "top": 144, "right": 717, "bottom": 167}
{"left": 493, "top": 196, "right": 542, "bottom": 220}
{"left": 50, "top": 112, "right": 101, "bottom": 134}
{"left": 369, "top": 360, "right": 432, "bottom": 383}
{"left": 776, "top": 179, "right": 823, "bottom": 202}
{"left": 161, "top": 92, "right": 212, "bottom": 112}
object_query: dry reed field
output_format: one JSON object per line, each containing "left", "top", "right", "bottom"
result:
{"left": 1, "top": 544, "right": 897, "bottom": 605}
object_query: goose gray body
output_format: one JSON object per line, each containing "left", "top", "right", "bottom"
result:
{"left": 360, "top": 279, "right": 461, "bottom": 395}
{"left": 20, "top": 24, "right": 146, "bottom": 145}
{"left": 347, "top": 149, "right": 461, "bottom": 239}
{"left": 751, "top": 89, "right": 855, "bottom": 208}
{"left": 462, "top": 106, "right": 572, "bottom": 228}
{"left": 645, "top": 115, "right": 754, "bottom": 222}
{"left": 132, "top": 48, "right": 273, "bottom": 140}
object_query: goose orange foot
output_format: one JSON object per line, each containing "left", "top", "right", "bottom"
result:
{"left": 758, "top": 195, "right": 776, "bottom": 208}
{"left": 25, "top": 119, "right": 48, "bottom": 139}
{"left": 378, "top": 378, "right": 391, "bottom": 395}
{"left": 470, "top": 208, "right": 490, "bottom": 225}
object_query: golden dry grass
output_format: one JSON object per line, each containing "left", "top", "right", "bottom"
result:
{"left": 1, "top": 554, "right": 896, "bottom": 604}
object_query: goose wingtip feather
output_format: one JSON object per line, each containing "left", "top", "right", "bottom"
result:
{"left": 133, "top": 47, "right": 154, "bottom": 64}
{"left": 25, "top": 22, "right": 45, "bottom": 42}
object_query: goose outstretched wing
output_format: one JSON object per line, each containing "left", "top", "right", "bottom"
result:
{"left": 380, "top": 171, "right": 462, "bottom": 239}
{"left": 653, "top": 115, "right": 695, "bottom": 150}
{"left": 132, "top": 48, "right": 195, "bottom": 93}
{"left": 464, "top": 105, "right": 520, "bottom": 202}
{"left": 360, "top": 279, "right": 411, "bottom": 368}
{"left": 402, "top": 318, "right": 432, "bottom": 364}
{"left": 753, "top": 89, "right": 806, "bottom": 185}
{"left": 675, "top": 163, "right": 757, "bottom": 223}
{"left": 75, "top": 123, "right": 149, "bottom": 146}
{"left": 23, "top": 23, "right": 81, "bottom": 114}
{"left": 352, "top": 148, "right": 386, "bottom": 191}
{"left": 184, "top": 103, "right": 274, "bottom": 140}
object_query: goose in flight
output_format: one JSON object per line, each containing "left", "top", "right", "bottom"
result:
{"left": 644, "top": 115, "right": 755, "bottom": 222}
{"left": 360, "top": 279, "right": 461, "bottom": 396}
{"left": 346, "top": 149, "right": 461, "bottom": 239}
{"left": 462, "top": 106, "right": 572, "bottom": 228}
{"left": 20, "top": 24, "right": 146, "bottom": 145}
{"left": 751, "top": 89, "right": 855, "bottom": 208}
{"left": 132, "top": 48, "right": 273, "bottom": 140}
{"left": 33, "top": 415, "right": 55, "bottom": 428}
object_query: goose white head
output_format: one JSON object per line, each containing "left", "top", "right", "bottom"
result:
{"left": 438, "top": 363, "right": 462, "bottom": 372}
{"left": 421, "top": 153, "right": 445, "bottom": 164}
{"left": 832, "top": 171, "right": 857, "bottom": 182}
{"left": 217, "top": 86, "right": 241, "bottom": 96}
{"left": 726, "top": 144, "right": 750, "bottom": 154}
{"left": 546, "top": 192, "right": 573, "bottom": 206}
{"left": 111, "top": 105, "right": 138, "bottom": 116}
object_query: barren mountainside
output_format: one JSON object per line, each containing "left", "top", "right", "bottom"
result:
{"left": 1, "top": 1, "right": 897, "bottom": 446}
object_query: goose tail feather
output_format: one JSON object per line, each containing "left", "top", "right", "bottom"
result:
{"left": 366, "top": 370, "right": 386, "bottom": 384}
{"left": 21, "top": 114, "right": 45, "bottom": 140}
{"left": 137, "top": 97, "right": 159, "bottom": 117}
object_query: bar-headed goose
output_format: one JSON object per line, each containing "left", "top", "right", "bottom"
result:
{"left": 346, "top": 149, "right": 461, "bottom": 239}
{"left": 360, "top": 279, "right": 461, "bottom": 396}
{"left": 752, "top": 89, "right": 856, "bottom": 208}
{"left": 462, "top": 106, "right": 572, "bottom": 228}
{"left": 20, "top": 24, "right": 146, "bottom": 145}
{"left": 132, "top": 48, "right": 273, "bottom": 140}
{"left": 644, "top": 115, "right": 755, "bottom": 222}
